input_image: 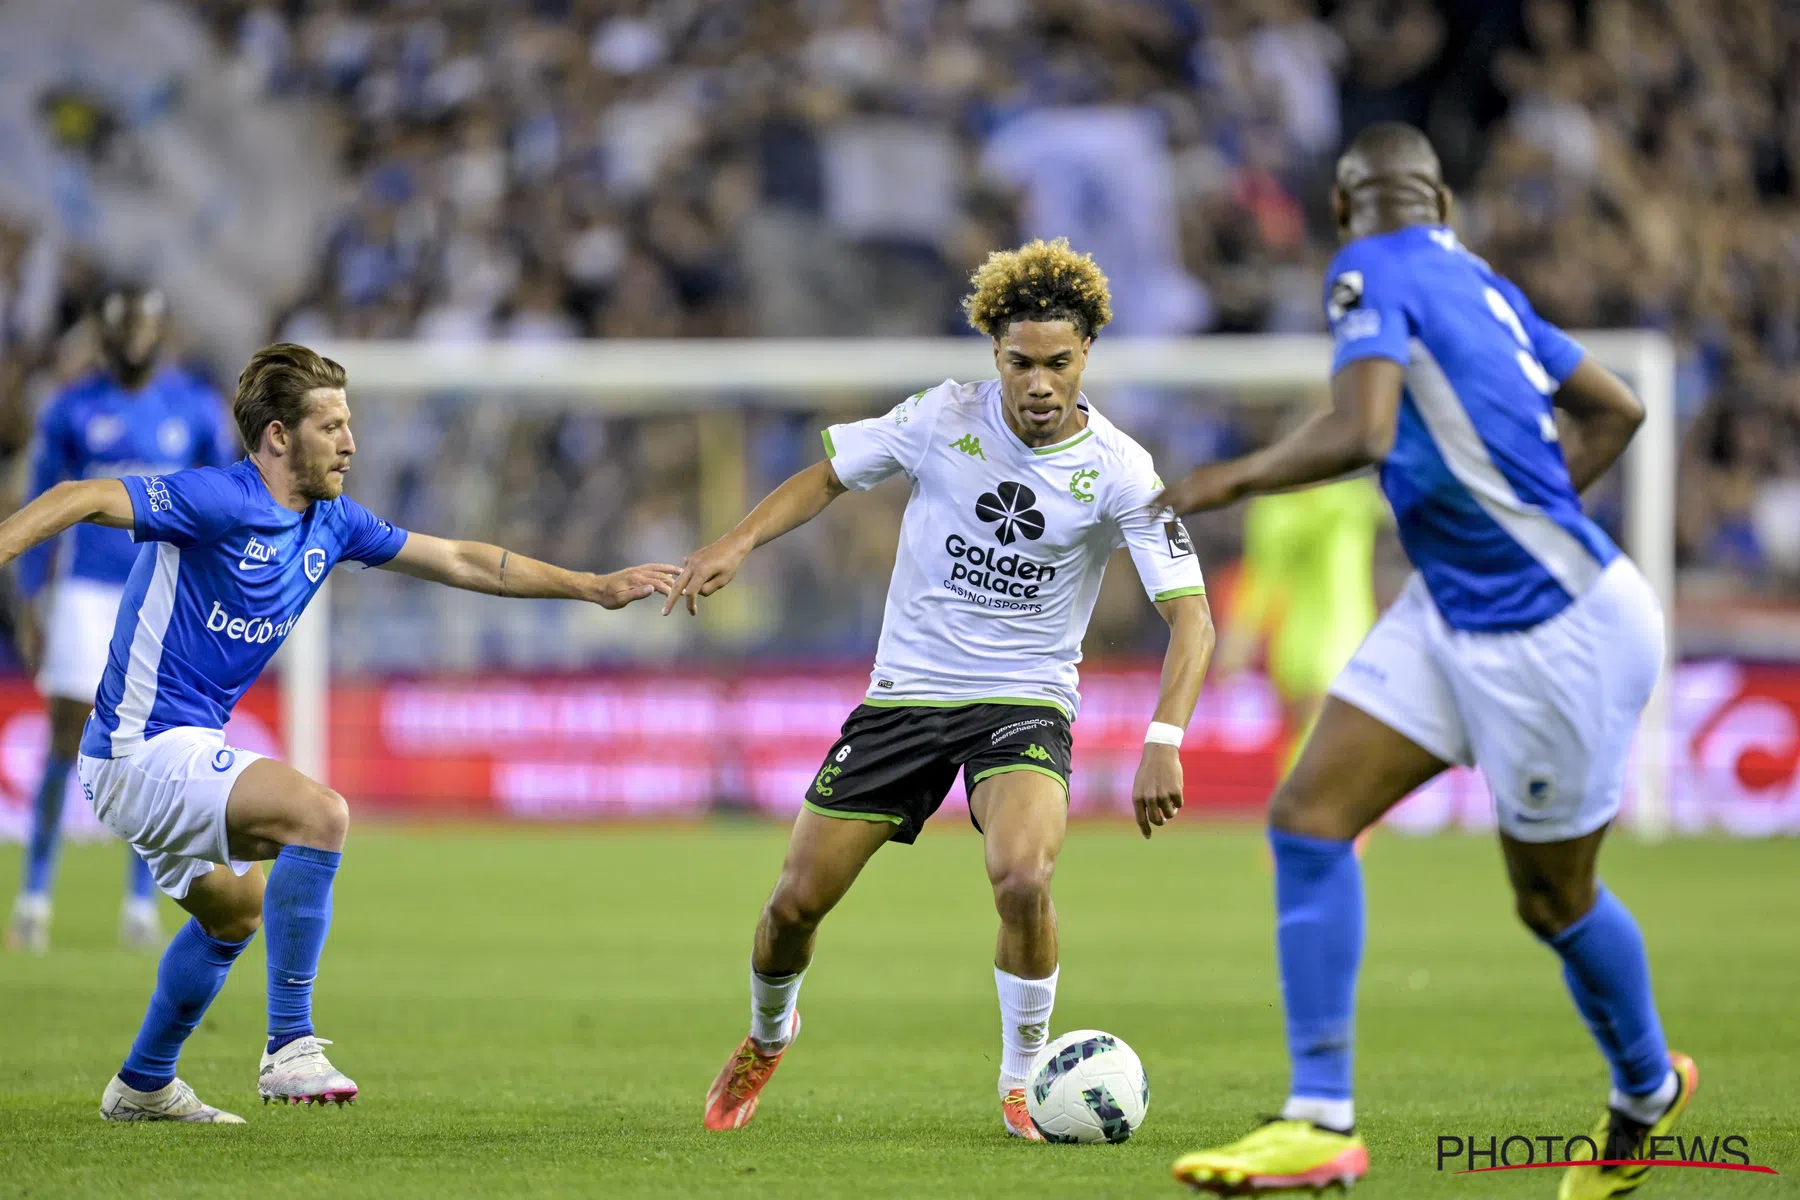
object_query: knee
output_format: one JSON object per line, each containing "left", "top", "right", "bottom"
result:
{"left": 990, "top": 859, "right": 1055, "bottom": 928}
{"left": 1513, "top": 875, "right": 1596, "bottom": 940}
{"left": 1268, "top": 779, "right": 1357, "bottom": 841}
{"left": 202, "top": 909, "right": 262, "bottom": 943}
{"left": 764, "top": 878, "right": 829, "bottom": 934}
{"left": 294, "top": 785, "right": 350, "bottom": 852}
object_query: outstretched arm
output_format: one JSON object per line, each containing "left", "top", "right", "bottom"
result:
{"left": 381, "top": 533, "right": 678, "bottom": 610}
{"left": 1554, "top": 356, "right": 1644, "bottom": 493}
{"left": 663, "top": 459, "right": 847, "bottom": 615}
{"left": 0, "top": 480, "right": 135, "bottom": 570}
{"left": 1155, "top": 359, "right": 1404, "bottom": 515}
{"left": 1132, "top": 592, "right": 1216, "bottom": 839}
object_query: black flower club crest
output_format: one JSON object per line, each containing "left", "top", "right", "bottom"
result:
{"left": 975, "top": 481, "right": 1045, "bottom": 545}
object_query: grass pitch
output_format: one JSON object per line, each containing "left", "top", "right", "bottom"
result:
{"left": 3, "top": 823, "right": 1796, "bottom": 1198}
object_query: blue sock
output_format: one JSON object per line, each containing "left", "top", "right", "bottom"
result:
{"left": 118, "top": 919, "right": 251, "bottom": 1092}
{"left": 126, "top": 848, "right": 156, "bottom": 902}
{"left": 22, "top": 753, "right": 74, "bottom": 895}
{"left": 265, "top": 845, "right": 341, "bottom": 1053}
{"left": 1270, "top": 828, "right": 1364, "bottom": 1104}
{"left": 1543, "top": 886, "right": 1670, "bottom": 1095}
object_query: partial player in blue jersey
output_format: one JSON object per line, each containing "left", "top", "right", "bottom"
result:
{"left": 0, "top": 343, "right": 678, "bottom": 1123}
{"left": 1159, "top": 125, "right": 1692, "bottom": 1200}
{"left": 7, "top": 285, "right": 235, "bottom": 956}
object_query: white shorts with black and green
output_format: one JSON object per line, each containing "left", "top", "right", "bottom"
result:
{"left": 806, "top": 702, "right": 1073, "bottom": 843}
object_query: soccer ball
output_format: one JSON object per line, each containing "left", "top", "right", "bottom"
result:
{"left": 1024, "top": 1029, "right": 1148, "bottom": 1144}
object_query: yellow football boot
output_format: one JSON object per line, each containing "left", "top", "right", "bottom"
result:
{"left": 1174, "top": 1118, "right": 1369, "bottom": 1194}
{"left": 1560, "top": 1052, "right": 1698, "bottom": 1200}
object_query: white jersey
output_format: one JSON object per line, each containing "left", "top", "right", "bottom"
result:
{"left": 824, "top": 379, "right": 1205, "bottom": 719}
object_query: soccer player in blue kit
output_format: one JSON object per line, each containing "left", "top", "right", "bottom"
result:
{"left": 1159, "top": 126, "right": 1692, "bottom": 1200}
{"left": 0, "top": 343, "right": 678, "bottom": 1122}
{"left": 7, "top": 285, "right": 234, "bottom": 954}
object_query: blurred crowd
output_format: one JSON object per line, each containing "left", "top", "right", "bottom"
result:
{"left": 2, "top": 0, "right": 1798, "bottom": 668}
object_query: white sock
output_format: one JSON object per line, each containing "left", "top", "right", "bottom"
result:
{"left": 995, "top": 966, "right": 1058, "bottom": 1092}
{"left": 1610, "top": 1070, "right": 1677, "bottom": 1124}
{"left": 1283, "top": 1095, "right": 1355, "bottom": 1132}
{"left": 748, "top": 964, "right": 805, "bottom": 1050}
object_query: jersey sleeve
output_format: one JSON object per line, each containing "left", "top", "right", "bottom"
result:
{"left": 15, "top": 398, "right": 77, "bottom": 596}
{"left": 1510, "top": 286, "right": 1586, "bottom": 384}
{"left": 1325, "top": 244, "right": 1412, "bottom": 374}
{"left": 1110, "top": 451, "right": 1206, "bottom": 604}
{"left": 335, "top": 496, "right": 408, "bottom": 567}
{"left": 821, "top": 383, "right": 945, "bottom": 491}
{"left": 123, "top": 468, "right": 247, "bottom": 548}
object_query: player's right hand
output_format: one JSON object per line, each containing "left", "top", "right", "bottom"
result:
{"left": 591, "top": 563, "right": 681, "bottom": 610}
{"left": 1152, "top": 461, "right": 1251, "bottom": 516}
{"left": 663, "top": 534, "right": 752, "bottom": 616}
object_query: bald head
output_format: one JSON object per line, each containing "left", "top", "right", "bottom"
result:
{"left": 1332, "top": 122, "right": 1450, "bottom": 242}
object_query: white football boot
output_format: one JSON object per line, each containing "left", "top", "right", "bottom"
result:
{"left": 259, "top": 1036, "right": 359, "bottom": 1106}
{"left": 6, "top": 892, "right": 50, "bottom": 953}
{"left": 120, "top": 897, "right": 165, "bottom": 952}
{"left": 100, "top": 1075, "right": 245, "bottom": 1123}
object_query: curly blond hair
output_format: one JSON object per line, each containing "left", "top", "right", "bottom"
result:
{"left": 962, "top": 238, "right": 1113, "bottom": 339}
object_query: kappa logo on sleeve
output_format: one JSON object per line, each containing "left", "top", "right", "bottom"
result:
{"left": 1163, "top": 519, "right": 1194, "bottom": 559}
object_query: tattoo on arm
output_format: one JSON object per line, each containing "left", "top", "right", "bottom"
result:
{"left": 498, "top": 550, "right": 509, "bottom": 598}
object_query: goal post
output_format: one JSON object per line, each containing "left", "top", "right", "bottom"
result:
{"left": 297, "top": 332, "right": 1677, "bottom": 835}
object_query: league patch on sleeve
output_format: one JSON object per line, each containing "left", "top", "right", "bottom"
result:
{"left": 1163, "top": 519, "right": 1194, "bottom": 559}
{"left": 1326, "top": 270, "right": 1364, "bottom": 321}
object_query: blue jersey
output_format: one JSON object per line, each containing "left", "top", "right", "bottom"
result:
{"left": 1324, "top": 224, "right": 1616, "bottom": 632}
{"left": 81, "top": 461, "right": 408, "bottom": 759}
{"left": 17, "top": 368, "right": 235, "bottom": 598}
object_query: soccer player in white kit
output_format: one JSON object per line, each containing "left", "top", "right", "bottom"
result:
{"left": 667, "top": 240, "right": 1216, "bottom": 1139}
{"left": 0, "top": 343, "right": 678, "bottom": 1123}
{"left": 7, "top": 285, "right": 233, "bottom": 953}
{"left": 1160, "top": 125, "right": 1692, "bottom": 1200}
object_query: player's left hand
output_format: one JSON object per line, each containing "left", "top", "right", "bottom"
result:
{"left": 590, "top": 563, "right": 681, "bottom": 610}
{"left": 1153, "top": 462, "right": 1249, "bottom": 516}
{"left": 1131, "top": 743, "right": 1184, "bottom": 839}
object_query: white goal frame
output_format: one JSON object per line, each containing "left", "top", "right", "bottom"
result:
{"left": 298, "top": 333, "right": 1677, "bottom": 836}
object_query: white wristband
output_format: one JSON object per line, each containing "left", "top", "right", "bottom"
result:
{"left": 1144, "top": 721, "right": 1184, "bottom": 748}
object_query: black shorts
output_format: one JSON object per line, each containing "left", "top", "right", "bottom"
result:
{"left": 804, "top": 702, "right": 1073, "bottom": 844}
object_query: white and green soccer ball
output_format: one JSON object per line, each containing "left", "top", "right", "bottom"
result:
{"left": 1024, "top": 1029, "right": 1148, "bottom": 1144}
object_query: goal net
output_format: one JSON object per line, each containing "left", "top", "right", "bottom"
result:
{"left": 289, "top": 334, "right": 1675, "bottom": 835}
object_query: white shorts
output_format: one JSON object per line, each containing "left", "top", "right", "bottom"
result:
{"left": 38, "top": 579, "right": 124, "bottom": 702}
{"left": 78, "top": 727, "right": 265, "bottom": 899}
{"left": 1329, "top": 558, "right": 1664, "bottom": 842}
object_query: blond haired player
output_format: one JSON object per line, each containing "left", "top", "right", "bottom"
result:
{"left": 666, "top": 239, "right": 1215, "bottom": 1139}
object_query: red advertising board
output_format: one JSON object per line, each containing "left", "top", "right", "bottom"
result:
{"left": 4, "top": 661, "right": 1800, "bottom": 839}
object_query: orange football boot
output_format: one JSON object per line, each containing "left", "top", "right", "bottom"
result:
{"left": 1002, "top": 1088, "right": 1046, "bottom": 1141}
{"left": 703, "top": 1012, "right": 799, "bottom": 1131}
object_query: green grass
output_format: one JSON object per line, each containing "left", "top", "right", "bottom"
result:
{"left": 3, "top": 824, "right": 1797, "bottom": 1198}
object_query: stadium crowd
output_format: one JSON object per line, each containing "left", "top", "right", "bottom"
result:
{"left": 1, "top": 0, "right": 1797, "bottom": 668}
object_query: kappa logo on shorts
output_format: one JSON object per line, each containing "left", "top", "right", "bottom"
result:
{"left": 1019, "top": 744, "right": 1053, "bottom": 762}
{"left": 211, "top": 748, "right": 237, "bottom": 772}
